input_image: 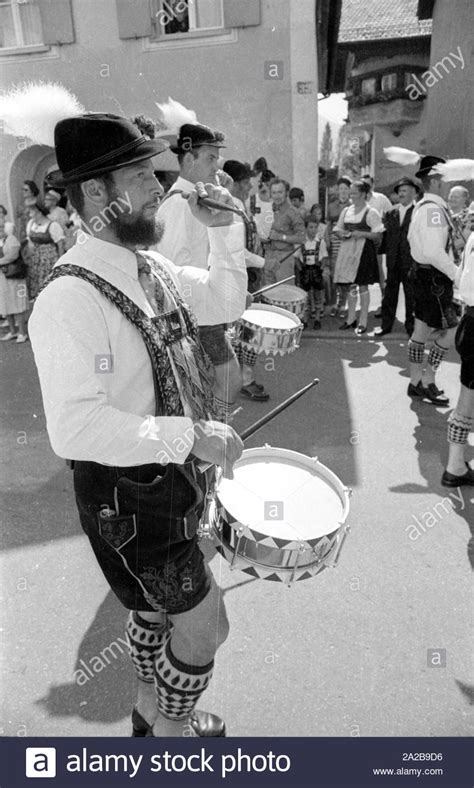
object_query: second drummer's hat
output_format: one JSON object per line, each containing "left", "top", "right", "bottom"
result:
{"left": 170, "top": 123, "right": 226, "bottom": 154}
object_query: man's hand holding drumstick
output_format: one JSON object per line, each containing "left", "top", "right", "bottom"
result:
{"left": 185, "top": 181, "right": 237, "bottom": 227}
{"left": 191, "top": 420, "right": 244, "bottom": 480}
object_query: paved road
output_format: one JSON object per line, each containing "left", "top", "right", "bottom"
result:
{"left": 1, "top": 302, "right": 472, "bottom": 738}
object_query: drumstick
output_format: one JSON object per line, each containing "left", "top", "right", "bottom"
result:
{"left": 240, "top": 378, "right": 319, "bottom": 441}
{"left": 252, "top": 275, "right": 295, "bottom": 298}
{"left": 181, "top": 192, "right": 248, "bottom": 219}
{"left": 195, "top": 379, "right": 319, "bottom": 473}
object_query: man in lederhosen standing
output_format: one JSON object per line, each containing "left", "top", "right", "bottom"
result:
{"left": 29, "top": 105, "right": 246, "bottom": 737}
{"left": 407, "top": 156, "right": 458, "bottom": 406}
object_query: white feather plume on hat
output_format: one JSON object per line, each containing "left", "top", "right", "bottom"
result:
{"left": 383, "top": 147, "right": 421, "bottom": 166}
{"left": 432, "top": 159, "right": 474, "bottom": 182}
{"left": 155, "top": 97, "right": 198, "bottom": 135}
{"left": 0, "top": 82, "right": 84, "bottom": 147}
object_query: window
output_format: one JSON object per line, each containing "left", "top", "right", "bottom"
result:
{"left": 381, "top": 73, "right": 397, "bottom": 92}
{"left": 0, "top": 0, "right": 43, "bottom": 48}
{"left": 361, "top": 78, "right": 376, "bottom": 97}
{"left": 151, "top": 0, "right": 224, "bottom": 38}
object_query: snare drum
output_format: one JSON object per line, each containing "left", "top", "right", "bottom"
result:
{"left": 210, "top": 446, "right": 351, "bottom": 585}
{"left": 261, "top": 284, "right": 307, "bottom": 318}
{"left": 236, "top": 303, "right": 302, "bottom": 356}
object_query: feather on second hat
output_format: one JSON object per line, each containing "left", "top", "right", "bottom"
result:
{"left": 155, "top": 96, "right": 225, "bottom": 153}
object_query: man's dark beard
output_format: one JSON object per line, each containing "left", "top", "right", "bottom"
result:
{"left": 112, "top": 212, "right": 165, "bottom": 246}
{"left": 106, "top": 186, "right": 164, "bottom": 246}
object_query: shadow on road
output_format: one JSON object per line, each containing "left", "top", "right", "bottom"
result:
{"left": 35, "top": 569, "right": 258, "bottom": 727}
{"left": 36, "top": 591, "right": 135, "bottom": 726}
{"left": 389, "top": 398, "right": 474, "bottom": 571}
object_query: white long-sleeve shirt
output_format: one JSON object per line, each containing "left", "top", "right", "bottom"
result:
{"left": 156, "top": 176, "right": 209, "bottom": 270}
{"left": 28, "top": 227, "right": 246, "bottom": 467}
{"left": 455, "top": 231, "right": 474, "bottom": 306}
{"left": 407, "top": 193, "right": 457, "bottom": 280}
{"left": 155, "top": 176, "right": 247, "bottom": 324}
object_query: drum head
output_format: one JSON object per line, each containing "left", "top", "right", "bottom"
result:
{"left": 262, "top": 284, "right": 306, "bottom": 304}
{"left": 217, "top": 446, "right": 348, "bottom": 545}
{"left": 242, "top": 303, "right": 301, "bottom": 329}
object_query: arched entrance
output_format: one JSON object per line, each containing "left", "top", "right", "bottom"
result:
{"left": 8, "top": 144, "right": 57, "bottom": 218}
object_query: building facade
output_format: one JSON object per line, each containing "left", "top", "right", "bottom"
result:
{"left": 0, "top": 0, "right": 329, "bottom": 220}
{"left": 333, "top": 0, "right": 432, "bottom": 192}
{"left": 419, "top": 0, "right": 474, "bottom": 159}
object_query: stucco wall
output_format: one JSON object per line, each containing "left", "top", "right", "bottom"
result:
{"left": 0, "top": 0, "right": 301, "bottom": 208}
{"left": 425, "top": 0, "right": 474, "bottom": 157}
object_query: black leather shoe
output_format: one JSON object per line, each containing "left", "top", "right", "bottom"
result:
{"left": 132, "top": 706, "right": 150, "bottom": 737}
{"left": 374, "top": 327, "right": 392, "bottom": 336}
{"left": 355, "top": 325, "right": 367, "bottom": 335}
{"left": 143, "top": 710, "right": 226, "bottom": 737}
{"left": 189, "top": 710, "right": 226, "bottom": 737}
{"left": 407, "top": 381, "right": 425, "bottom": 399}
{"left": 339, "top": 320, "right": 357, "bottom": 330}
{"left": 441, "top": 464, "right": 474, "bottom": 487}
{"left": 423, "top": 383, "right": 449, "bottom": 406}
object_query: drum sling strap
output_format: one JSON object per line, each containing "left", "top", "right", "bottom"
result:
{"left": 42, "top": 262, "right": 214, "bottom": 537}
{"left": 43, "top": 262, "right": 216, "bottom": 421}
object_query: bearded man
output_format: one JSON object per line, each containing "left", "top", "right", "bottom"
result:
{"left": 28, "top": 106, "right": 246, "bottom": 738}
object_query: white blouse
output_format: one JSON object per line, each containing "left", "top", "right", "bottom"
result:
{"left": 27, "top": 218, "right": 65, "bottom": 244}
{"left": 336, "top": 204, "right": 385, "bottom": 234}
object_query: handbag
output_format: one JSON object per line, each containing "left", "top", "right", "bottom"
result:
{"left": 0, "top": 244, "right": 27, "bottom": 279}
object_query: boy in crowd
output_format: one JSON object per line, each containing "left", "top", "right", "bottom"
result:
{"left": 289, "top": 187, "right": 307, "bottom": 218}
{"left": 294, "top": 214, "right": 329, "bottom": 329}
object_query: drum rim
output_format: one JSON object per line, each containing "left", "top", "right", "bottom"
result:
{"left": 213, "top": 535, "right": 336, "bottom": 582}
{"left": 240, "top": 302, "right": 302, "bottom": 329}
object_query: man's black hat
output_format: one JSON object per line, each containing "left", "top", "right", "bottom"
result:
{"left": 394, "top": 176, "right": 421, "bottom": 194}
{"left": 415, "top": 155, "right": 446, "bottom": 178}
{"left": 170, "top": 123, "right": 225, "bottom": 155}
{"left": 222, "top": 160, "right": 254, "bottom": 182}
{"left": 47, "top": 113, "right": 169, "bottom": 187}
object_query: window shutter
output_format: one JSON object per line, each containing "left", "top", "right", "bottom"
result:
{"left": 223, "top": 0, "right": 260, "bottom": 28}
{"left": 116, "top": 0, "right": 153, "bottom": 39}
{"left": 39, "top": 0, "right": 75, "bottom": 45}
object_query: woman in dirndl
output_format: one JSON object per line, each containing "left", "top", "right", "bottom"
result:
{"left": 26, "top": 202, "right": 65, "bottom": 300}
{"left": 0, "top": 216, "right": 29, "bottom": 343}
{"left": 333, "top": 180, "right": 384, "bottom": 334}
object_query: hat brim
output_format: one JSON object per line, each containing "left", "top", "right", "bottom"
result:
{"left": 47, "top": 138, "right": 169, "bottom": 187}
{"left": 170, "top": 141, "right": 226, "bottom": 154}
{"left": 415, "top": 168, "right": 439, "bottom": 178}
{"left": 394, "top": 181, "right": 421, "bottom": 194}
